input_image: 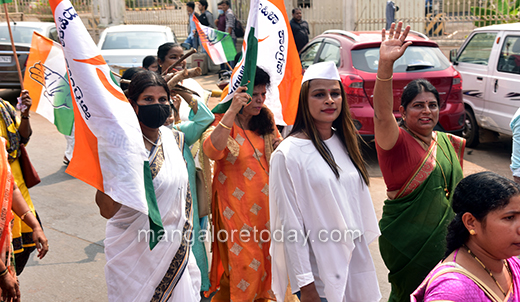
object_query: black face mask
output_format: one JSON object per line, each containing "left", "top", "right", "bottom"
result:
{"left": 137, "top": 103, "right": 171, "bottom": 129}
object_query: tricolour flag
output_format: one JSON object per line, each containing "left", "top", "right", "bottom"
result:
{"left": 50, "top": 0, "right": 163, "bottom": 248}
{"left": 193, "top": 14, "right": 237, "bottom": 65}
{"left": 212, "top": 0, "right": 259, "bottom": 114}
{"left": 24, "top": 32, "right": 74, "bottom": 136}
{"left": 212, "top": 0, "right": 302, "bottom": 126}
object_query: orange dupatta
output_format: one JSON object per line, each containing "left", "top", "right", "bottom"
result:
{"left": 0, "top": 137, "right": 14, "bottom": 273}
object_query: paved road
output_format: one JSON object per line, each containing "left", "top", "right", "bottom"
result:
{"left": 0, "top": 73, "right": 514, "bottom": 301}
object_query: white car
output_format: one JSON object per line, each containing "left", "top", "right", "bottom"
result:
{"left": 451, "top": 23, "right": 520, "bottom": 147}
{"left": 97, "top": 24, "right": 176, "bottom": 75}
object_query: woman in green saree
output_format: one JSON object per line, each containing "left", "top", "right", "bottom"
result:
{"left": 373, "top": 22, "right": 466, "bottom": 302}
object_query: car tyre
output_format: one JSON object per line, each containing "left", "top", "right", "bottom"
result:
{"left": 463, "top": 108, "right": 479, "bottom": 148}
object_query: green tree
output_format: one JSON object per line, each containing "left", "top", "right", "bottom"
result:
{"left": 471, "top": 0, "right": 520, "bottom": 27}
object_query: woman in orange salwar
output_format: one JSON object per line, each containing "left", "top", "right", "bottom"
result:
{"left": 0, "top": 137, "right": 48, "bottom": 301}
{"left": 203, "top": 68, "right": 281, "bottom": 302}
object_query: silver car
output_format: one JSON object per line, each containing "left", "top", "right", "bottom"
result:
{"left": 97, "top": 24, "right": 177, "bottom": 75}
{"left": 0, "top": 21, "right": 59, "bottom": 89}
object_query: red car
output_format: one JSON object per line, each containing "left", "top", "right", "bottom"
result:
{"left": 299, "top": 30, "right": 465, "bottom": 140}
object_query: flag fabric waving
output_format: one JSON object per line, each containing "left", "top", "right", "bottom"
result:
{"left": 212, "top": 0, "right": 302, "bottom": 126}
{"left": 193, "top": 14, "right": 237, "bottom": 65}
{"left": 0, "top": 0, "right": 13, "bottom": 4}
{"left": 24, "top": 32, "right": 74, "bottom": 136}
{"left": 211, "top": 0, "right": 259, "bottom": 114}
{"left": 50, "top": 0, "right": 163, "bottom": 248}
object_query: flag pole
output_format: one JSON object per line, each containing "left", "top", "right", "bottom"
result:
{"left": 226, "top": 62, "right": 232, "bottom": 70}
{"left": 3, "top": 3, "right": 24, "bottom": 91}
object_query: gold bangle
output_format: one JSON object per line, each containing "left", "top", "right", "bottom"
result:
{"left": 218, "top": 121, "right": 232, "bottom": 130}
{"left": 376, "top": 75, "right": 393, "bottom": 82}
{"left": 0, "top": 268, "right": 8, "bottom": 277}
{"left": 20, "top": 210, "right": 32, "bottom": 221}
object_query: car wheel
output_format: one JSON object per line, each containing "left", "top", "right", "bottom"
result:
{"left": 463, "top": 108, "right": 479, "bottom": 148}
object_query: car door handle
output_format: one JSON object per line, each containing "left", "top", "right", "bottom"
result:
{"left": 494, "top": 79, "right": 498, "bottom": 93}
{"left": 477, "top": 76, "right": 483, "bottom": 80}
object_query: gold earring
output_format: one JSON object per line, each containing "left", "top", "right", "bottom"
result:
{"left": 469, "top": 230, "right": 476, "bottom": 235}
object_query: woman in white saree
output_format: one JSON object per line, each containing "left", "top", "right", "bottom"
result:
{"left": 95, "top": 70, "right": 201, "bottom": 302}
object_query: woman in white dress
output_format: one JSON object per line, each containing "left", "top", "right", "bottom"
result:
{"left": 95, "top": 70, "right": 201, "bottom": 302}
{"left": 269, "top": 62, "right": 381, "bottom": 302}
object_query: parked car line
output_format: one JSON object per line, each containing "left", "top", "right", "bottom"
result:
{"left": 299, "top": 29, "right": 465, "bottom": 141}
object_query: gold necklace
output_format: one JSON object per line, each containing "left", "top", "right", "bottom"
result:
{"left": 401, "top": 125, "right": 451, "bottom": 198}
{"left": 464, "top": 245, "right": 512, "bottom": 297}
{"left": 401, "top": 124, "right": 430, "bottom": 150}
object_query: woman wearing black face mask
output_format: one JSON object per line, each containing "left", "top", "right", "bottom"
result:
{"left": 95, "top": 70, "right": 202, "bottom": 301}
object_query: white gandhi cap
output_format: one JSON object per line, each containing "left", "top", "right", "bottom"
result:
{"left": 301, "top": 61, "right": 341, "bottom": 85}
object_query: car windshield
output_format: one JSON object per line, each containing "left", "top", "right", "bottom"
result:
{"left": 101, "top": 31, "right": 168, "bottom": 50}
{"left": 351, "top": 46, "right": 451, "bottom": 73}
{"left": 0, "top": 26, "right": 43, "bottom": 44}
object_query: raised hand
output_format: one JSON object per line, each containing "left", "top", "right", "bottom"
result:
{"left": 19, "top": 90, "right": 32, "bottom": 116}
{"left": 172, "top": 94, "right": 182, "bottom": 114}
{"left": 380, "top": 22, "right": 413, "bottom": 63}
{"left": 229, "top": 85, "right": 251, "bottom": 115}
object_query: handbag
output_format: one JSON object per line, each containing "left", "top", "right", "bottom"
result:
{"left": 196, "top": 167, "right": 210, "bottom": 218}
{"left": 18, "top": 144, "right": 41, "bottom": 188}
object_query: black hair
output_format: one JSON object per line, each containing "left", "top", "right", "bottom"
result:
{"left": 254, "top": 67, "right": 270, "bottom": 87}
{"left": 187, "top": 1, "right": 195, "bottom": 9}
{"left": 401, "top": 79, "right": 440, "bottom": 109}
{"left": 445, "top": 171, "right": 520, "bottom": 257}
{"left": 292, "top": 8, "right": 301, "bottom": 14}
{"left": 249, "top": 107, "right": 276, "bottom": 136}
{"left": 199, "top": 0, "right": 208, "bottom": 9}
{"left": 218, "top": 0, "right": 230, "bottom": 6}
{"left": 120, "top": 67, "right": 142, "bottom": 91}
{"left": 126, "top": 70, "right": 170, "bottom": 104}
{"left": 157, "top": 42, "right": 182, "bottom": 73}
{"left": 289, "top": 79, "right": 369, "bottom": 184}
{"left": 142, "top": 55, "right": 157, "bottom": 70}
{"left": 157, "top": 42, "right": 182, "bottom": 62}
{"left": 247, "top": 67, "right": 274, "bottom": 136}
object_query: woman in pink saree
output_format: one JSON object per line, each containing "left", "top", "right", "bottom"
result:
{"left": 412, "top": 171, "right": 520, "bottom": 302}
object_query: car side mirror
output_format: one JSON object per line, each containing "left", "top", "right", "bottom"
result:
{"left": 450, "top": 49, "right": 458, "bottom": 64}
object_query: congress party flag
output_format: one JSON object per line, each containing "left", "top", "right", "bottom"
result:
{"left": 24, "top": 32, "right": 74, "bottom": 136}
{"left": 193, "top": 14, "right": 237, "bottom": 65}
{"left": 212, "top": 0, "right": 259, "bottom": 114}
{"left": 50, "top": 0, "right": 163, "bottom": 248}
{"left": 212, "top": 0, "right": 302, "bottom": 126}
